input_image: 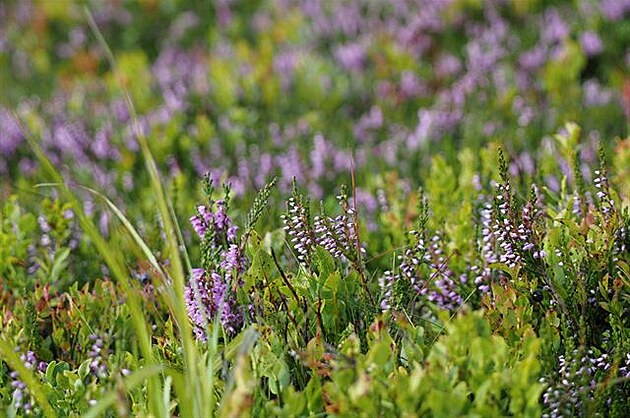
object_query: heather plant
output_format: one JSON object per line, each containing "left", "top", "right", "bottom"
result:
{"left": 1, "top": 1, "right": 630, "bottom": 417}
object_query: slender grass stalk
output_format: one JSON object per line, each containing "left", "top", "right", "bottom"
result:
{"left": 84, "top": 7, "right": 208, "bottom": 416}
{"left": 162, "top": 375, "right": 173, "bottom": 417}
{"left": 19, "top": 118, "right": 163, "bottom": 416}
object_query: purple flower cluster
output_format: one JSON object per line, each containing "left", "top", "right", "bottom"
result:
{"left": 379, "top": 229, "right": 463, "bottom": 313}
{"left": 282, "top": 188, "right": 367, "bottom": 266}
{"left": 186, "top": 200, "right": 247, "bottom": 339}
{"left": 88, "top": 333, "right": 108, "bottom": 378}
{"left": 600, "top": 0, "right": 630, "bottom": 22}
{"left": 0, "top": 107, "right": 25, "bottom": 161}
{"left": 488, "top": 182, "right": 544, "bottom": 266}
{"left": 2, "top": 0, "right": 625, "bottom": 205}
{"left": 473, "top": 182, "right": 546, "bottom": 294}
{"left": 190, "top": 200, "right": 238, "bottom": 244}
{"left": 313, "top": 211, "right": 359, "bottom": 261}
{"left": 519, "top": 184, "right": 544, "bottom": 255}
{"left": 282, "top": 196, "right": 315, "bottom": 264}
{"left": 593, "top": 169, "right": 615, "bottom": 219}
{"left": 492, "top": 183, "right": 523, "bottom": 270}
{"left": 475, "top": 201, "right": 497, "bottom": 294}
{"left": 541, "top": 349, "right": 630, "bottom": 418}
{"left": 579, "top": 31, "right": 604, "bottom": 58}
{"left": 422, "top": 232, "right": 464, "bottom": 311}
{"left": 378, "top": 269, "right": 397, "bottom": 312}
{"left": 9, "top": 350, "right": 48, "bottom": 414}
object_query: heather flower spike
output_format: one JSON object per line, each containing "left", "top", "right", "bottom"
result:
{"left": 282, "top": 179, "right": 316, "bottom": 265}
{"left": 186, "top": 180, "right": 248, "bottom": 340}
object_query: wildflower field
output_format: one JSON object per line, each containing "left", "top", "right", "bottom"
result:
{"left": 1, "top": 0, "right": 629, "bottom": 416}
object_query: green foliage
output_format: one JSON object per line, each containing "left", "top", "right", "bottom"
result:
{"left": 1, "top": 1, "right": 629, "bottom": 416}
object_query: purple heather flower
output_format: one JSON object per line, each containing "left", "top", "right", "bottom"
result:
{"left": 276, "top": 147, "right": 305, "bottom": 192}
{"left": 435, "top": 54, "right": 462, "bottom": 78}
{"left": 541, "top": 8, "right": 569, "bottom": 43}
{"left": 399, "top": 71, "right": 427, "bottom": 99}
{"left": 379, "top": 270, "right": 396, "bottom": 311}
{"left": 273, "top": 50, "right": 299, "bottom": 90}
{"left": 313, "top": 212, "right": 362, "bottom": 261}
{"left": 187, "top": 197, "right": 247, "bottom": 339}
{"left": 92, "top": 0, "right": 132, "bottom": 26}
{"left": 333, "top": 149, "right": 353, "bottom": 173}
{"left": 354, "top": 106, "right": 384, "bottom": 143}
{"left": 185, "top": 265, "right": 244, "bottom": 339}
{"left": 407, "top": 108, "right": 460, "bottom": 149}
{"left": 583, "top": 79, "right": 613, "bottom": 107}
{"left": 10, "top": 350, "right": 48, "bottom": 413}
{"left": 542, "top": 349, "right": 630, "bottom": 417}
{"left": 333, "top": 42, "right": 367, "bottom": 71}
{"left": 99, "top": 211, "right": 110, "bottom": 237}
{"left": 88, "top": 334, "right": 109, "bottom": 378}
{"left": 167, "top": 11, "right": 199, "bottom": 42}
{"left": 282, "top": 196, "right": 315, "bottom": 263}
{"left": 600, "top": 0, "right": 630, "bottom": 21}
{"left": 0, "top": 107, "right": 25, "bottom": 157}
{"left": 353, "top": 188, "right": 378, "bottom": 214}
{"left": 310, "top": 133, "right": 332, "bottom": 179}
{"left": 579, "top": 31, "right": 604, "bottom": 57}
{"left": 519, "top": 46, "right": 547, "bottom": 71}
{"left": 185, "top": 268, "right": 212, "bottom": 341}
{"left": 190, "top": 201, "right": 238, "bottom": 243}
{"left": 256, "top": 152, "right": 274, "bottom": 188}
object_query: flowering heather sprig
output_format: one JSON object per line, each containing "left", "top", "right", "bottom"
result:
{"left": 476, "top": 170, "right": 546, "bottom": 294}
{"left": 422, "top": 232, "right": 464, "bottom": 311}
{"left": 378, "top": 228, "right": 426, "bottom": 312}
{"left": 480, "top": 201, "right": 498, "bottom": 264}
{"left": 378, "top": 269, "right": 397, "bottom": 311}
{"left": 281, "top": 182, "right": 316, "bottom": 264}
{"left": 186, "top": 183, "right": 248, "bottom": 339}
{"left": 593, "top": 144, "right": 618, "bottom": 221}
{"left": 9, "top": 350, "right": 48, "bottom": 415}
{"left": 312, "top": 186, "right": 365, "bottom": 263}
{"left": 518, "top": 184, "right": 545, "bottom": 258}
{"left": 613, "top": 221, "right": 628, "bottom": 260}
{"left": 313, "top": 214, "right": 350, "bottom": 259}
{"left": 486, "top": 153, "right": 546, "bottom": 276}
{"left": 488, "top": 149, "right": 528, "bottom": 269}
{"left": 475, "top": 201, "right": 497, "bottom": 294}
{"left": 380, "top": 191, "right": 426, "bottom": 310}
{"left": 541, "top": 349, "right": 630, "bottom": 418}
{"left": 380, "top": 229, "right": 464, "bottom": 313}
{"left": 185, "top": 268, "right": 214, "bottom": 341}
{"left": 492, "top": 182, "right": 522, "bottom": 270}
{"left": 88, "top": 333, "right": 108, "bottom": 378}
{"left": 186, "top": 252, "right": 247, "bottom": 339}
{"left": 190, "top": 200, "right": 238, "bottom": 246}
{"left": 593, "top": 168, "right": 615, "bottom": 220}
{"left": 380, "top": 189, "right": 463, "bottom": 312}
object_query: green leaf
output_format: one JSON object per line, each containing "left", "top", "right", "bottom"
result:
{"left": 49, "top": 247, "right": 70, "bottom": 283}
{"left": 305, "top": 375, "right": 324, "bottom": 415}
{"left": 313, "top": 245, "right": 336, "bottom": 280}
